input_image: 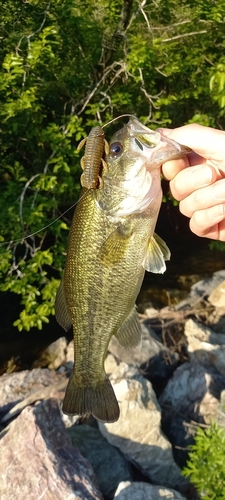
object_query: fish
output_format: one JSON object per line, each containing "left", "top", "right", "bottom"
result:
{"left": 55, "top": 117, "right": 190, "bottom": 423}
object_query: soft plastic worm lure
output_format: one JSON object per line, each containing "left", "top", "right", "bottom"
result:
{"left": 77, "top": 126, "right": 109, "bottom": 189}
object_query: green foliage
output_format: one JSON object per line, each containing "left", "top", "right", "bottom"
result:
{"left": 210, "top": 61, "right": 225, "bottom": 109}
{"left": 182, "top": 422, "right": 225, "bottom": 499}
{"left": 209, "top": 241, "right": 225, "bottom": 252}
{"left": 0, "top": 0, "right": 225, "bottom": 330}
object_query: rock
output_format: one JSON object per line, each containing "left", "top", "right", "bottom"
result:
{"left": 185, "top": 318, "right": 225, "bottom": 344}
{"left": 0, "top": 377, "right": 68, "bottom": 424}
{"left": 160, "top": 361, "right": 224, "bottom": 423}
{"left": 159, "top": 362, "right": 225, "bottom": 467}
{"left": 207, "top": 307, "right": 225, "bottom": 334}
{"left": 68, "top": 424, "right": 132, "bottom": 498}
{"left": 105, "top": 353, "right": 119, "bottom": 375}
{"left": 108, "top": 324, "right": 161, "bottom": 367}
{"left": 185, "top": 319, "right": 225, "bottom": 376}
{"left": 99, "top": 362, "right": 184, "bottom": 490}
{"left": 114, "top": 481, "right": 186, "bottom": 499}
{"left": 32, "top": 337, "right": 67, "bottom": 369}
{"left": 0, "top": 399, "right": 103, "bottom": 500}
{"left": 0, "top": 368, "right": 66, "bottom": 419}
{"left": 61, "top": 412, "right": 80, "bottom": 428}
{"left": 189, "top": 270, "right": 225, "bottom": 299}
{"left": 66, "top": 340, "right": 74, "bottom": 363}
{"left": 217, "top": 390, "right": 225, "bottom": 428}
{"left": 208, "top": 280, "right": 225, "bottom": 307}
{"left": 143, "top": 307, "right": 160, "bottom": 319}
{"left": 108, "top": 324, "right": 179, "bottom": 387}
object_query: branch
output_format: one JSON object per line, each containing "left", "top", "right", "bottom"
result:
{"left": 78, "top": 63, "right": 118, "bottom": 115}
{"left": 152, "top": 20, "right": 192, "bottom": 30}
{"left": 138, "top": 1, "right": 153, "bottom": 37}
{"left": 161, "top": 30, "right": 207, "bottom": 43}
{"left": 19, "top": 173, "right": 41, "bottom": 232}
{"left": 98, "top": 0, "right": 133, "bottom": 68}
{"left": 16, "top": 2, "right": 51, "bottom": 53}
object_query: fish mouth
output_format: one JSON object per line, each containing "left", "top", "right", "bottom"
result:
{"left": 154, "top": 132, "right": 191, "bottom": 164}
{"left": 128, "top": 117, "right": 191, "bottom": 166}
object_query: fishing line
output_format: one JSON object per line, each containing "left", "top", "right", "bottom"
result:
{"left": 102, "top": 114, "right": 137, "bottom": 129}
{"left": 0, "top": 190, "right": 88, "bottom": 247}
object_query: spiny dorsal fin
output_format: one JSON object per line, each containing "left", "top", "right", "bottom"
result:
{"left": 115, "top": 307, "right": 142, "bottom": 349}
{"left": 55, "top": 277, "right": 72, "bottom": 332}
{"left": 142, "top": 233, "right": 170, "bottom": 274}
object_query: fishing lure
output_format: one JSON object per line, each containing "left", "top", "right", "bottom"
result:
{"left": 77, "top": 126, "right": 110, "bottom": 189}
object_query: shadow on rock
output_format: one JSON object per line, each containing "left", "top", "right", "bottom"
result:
{"left": 159, "top": 360, "right": 225, "bottom": 468}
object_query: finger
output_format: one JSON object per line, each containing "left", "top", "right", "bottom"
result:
{"left": 160, "top": 124, "right": 225, "bottom": 168}
{"left": 162, "top": 154, "right": 189, "bottom": 180}
{"left": 179, "top": 178, "right": 225, "bottom": 217}
{"left": 162, "top": 152, "right": 205, "bottom": 180}
{"left": 189, "top": 204, "right": 225, "bottom": 241}
{"left": 169, "top": 164, "right": 218, "bottom": 202}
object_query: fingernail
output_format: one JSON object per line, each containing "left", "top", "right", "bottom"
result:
{"left": 192, "top": 166, "right": 213, "bottom": 187}
{"left": 213, "top": 181, "right": 225, "bottom": 200}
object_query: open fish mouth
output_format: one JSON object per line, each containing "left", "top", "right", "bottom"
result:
{"left": 127, "top": 117, "right": 191, "bottom": 167}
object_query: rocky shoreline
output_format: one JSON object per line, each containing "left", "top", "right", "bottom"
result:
{"left": 0, "top": 270, "right": 225, "bottom": 500}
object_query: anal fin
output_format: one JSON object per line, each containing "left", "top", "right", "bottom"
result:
{"left": 115, "top": 307, "right": 142, "bottom": 349}
{"left": 55, "top": 277, "right": 72, "bottom": 332}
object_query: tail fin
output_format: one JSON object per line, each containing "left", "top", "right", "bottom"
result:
{"left": 62, "top": 374, "right": 120, "bottom": 423}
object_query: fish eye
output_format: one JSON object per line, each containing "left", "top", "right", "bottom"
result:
{"left": 110, "top": 142, "right": 123, "bottom": 157}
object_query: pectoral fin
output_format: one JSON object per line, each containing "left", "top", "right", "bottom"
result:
{"left": 55, "top": 277, "right": 72, "bottom": 331}
{"left": 115, "top": 307, "right": 142, "bottom": 348}
{"left": 143, "top": 233, "right": 170, "bottom": 274}
{"left": 99, "top": 223, "right": 133, "bottom": 266}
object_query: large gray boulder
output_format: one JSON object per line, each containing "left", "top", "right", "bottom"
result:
{"left": 208, "top": 280, "right": 225, "bottom": 307}
{"left": 0, "top": 368, "right": 66, "bottom": 420}
{"left": 68, "top": 424, "right": 132, "bottom": 498}
{"left": 184, "top": 319, "right": 225, "bottom": 376}
{"left": 0, "top": 399, "right": 103, "bottom": 500}
{"left": 99, "top": 363, "right": 184, "bottom": 490}
{"left": 114, "top": 481, "right": 186, "bottom": 499}
{"left": 159, "top": 361, "right": 225, "bottom": 466}
{"left": 0, "top": 368, "right": 67, "bottom": 423}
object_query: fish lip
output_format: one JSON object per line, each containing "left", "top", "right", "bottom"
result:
{"left": 127, "top": 118, "right": 161, "bottom": 148}
{"left": 156, "top": 133, "right": 191, "bottom": 160}
{"left": 148, "top": 137, "right": 191, "bottom": 166}
{"left": 128, "top": 117, "right": 190, "bottom": 158}
{"left": 127, "top": 118, "right": 191, "bottom": 164}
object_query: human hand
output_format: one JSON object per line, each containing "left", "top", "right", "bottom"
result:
{"left": 161, "top": 124, "right": 225, "bottom": 241}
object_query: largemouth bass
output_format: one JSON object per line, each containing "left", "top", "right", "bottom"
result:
{"left": 55, "top": 117, "right": 189, "bottom": 423}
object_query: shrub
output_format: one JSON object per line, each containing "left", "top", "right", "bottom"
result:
{"left": 182, "top": 422, "right": 225, "bottom": 499}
